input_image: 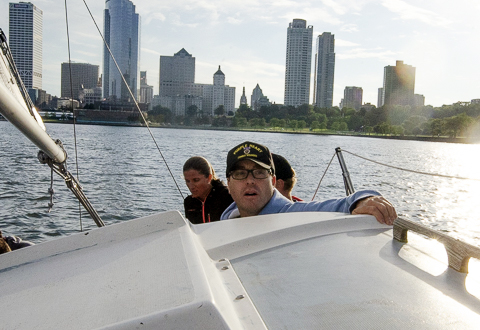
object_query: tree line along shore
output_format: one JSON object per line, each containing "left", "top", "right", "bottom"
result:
{"left": 32, "top": 101, "right": 480, "bottom": 144}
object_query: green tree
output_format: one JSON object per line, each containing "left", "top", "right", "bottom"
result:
{"left": 186, "top": 105, "right": 198, "bottom": 117}
{"left": 288, "top": 120, "right": 298, "bottom": 131}
{"left": 233, "top": 116, "right": 248, "bottom": 127}
{"left": 270, "top": 118, "right": 279, "bottom": 129}
{"left": 297, "top": 120, "right": 306, "bottom": 130}
{"left": 148, "top": 106, "right": 172, "bottom": 123}
{"left": 444, "top": 113, "right": 473, "bottom": 137}
{"left": 214, "top": 105, "right": 225, "bottom": 116}
{"left": 338, "top": 122, "right": 348, "bottom": 131}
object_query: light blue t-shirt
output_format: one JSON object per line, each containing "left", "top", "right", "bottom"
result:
{"left": 221, "top": 189, "right": 381, "bottom": 220}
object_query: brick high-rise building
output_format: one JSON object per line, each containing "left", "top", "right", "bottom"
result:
{"left": 382, "top": 60, "right": 416, "bottom": 107}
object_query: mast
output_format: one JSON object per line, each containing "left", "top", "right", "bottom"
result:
{"left": 0, "top": 28, "right": 104, "bottom": 227}
{"left": 0, "top": 29, "right": 65, "bottom": 163}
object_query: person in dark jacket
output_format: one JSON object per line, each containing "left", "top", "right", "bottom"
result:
{"left": 183, "top": 156, "right": 233, "bottom": 224}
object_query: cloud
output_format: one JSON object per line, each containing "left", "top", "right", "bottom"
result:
{"left": 227, "top": 17, "right": 242, "bottom": 25}
{"left": 142, "top": 47, "right": 162, "bottom": 55}
{"left": 338, "top": 47, "right": 397, "bottom": 61}
{"left": 320, "top": 0, "right": 347, "bottom": 15}
{"left": 340, "top": 24, "right": 359, "bottom": 33}
{"left": 381, "top": 0, "right": 451, "bottom": 26}
{"left": 336, "top": 39, "right": 360, "bottom": 47}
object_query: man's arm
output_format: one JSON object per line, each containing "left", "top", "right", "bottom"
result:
{"left": 352, "top": 196, "right": 397, "bottom": 225}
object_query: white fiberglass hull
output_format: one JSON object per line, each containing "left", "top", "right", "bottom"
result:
{"left": 0, "top": 211, "right": 479, "bottom": 329}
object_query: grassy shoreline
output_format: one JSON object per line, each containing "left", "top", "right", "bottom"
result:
{"left": 40, "top": 119, "right": 479, "bottom": 144}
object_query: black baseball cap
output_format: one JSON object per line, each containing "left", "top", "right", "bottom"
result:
{"left": 272, "top": 153, "right": 294, "bottom": 180}
{"left": 226, "top": 141, "right": 275, "bottom": 176}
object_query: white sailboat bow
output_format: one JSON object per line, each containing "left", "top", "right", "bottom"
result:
{"left": 1, "top": 211, "right": 480, "bottom": 329}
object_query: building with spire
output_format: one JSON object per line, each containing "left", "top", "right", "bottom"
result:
{"left": 139, "top": 71, "right": 154, "bottom": 109}
{"left": 103, "top": 0, "right": 140, "bottom": 102}
{"left": 9, "top": 2, "right": 43, "bottom": 90}
{"left": 251, "top": 84, "right": 264, "bottom": 110}
{"left": 202, "top": 66, "right": 235, "bottom": 116}
{"left": 313, "top": 32, "right": 335, "bottom": 108}
{"left": 284, "top": 19, "right": 313, "bottom": 107}
{"left": 240, "top": 87, "right": 247, "bottom": 105}
{"left": 153, "top": 54, "right": 235, "bottom": 116}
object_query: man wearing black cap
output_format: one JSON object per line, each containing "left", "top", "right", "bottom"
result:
{"left": 221, "top": 141, "right": 397, "bottom": 224}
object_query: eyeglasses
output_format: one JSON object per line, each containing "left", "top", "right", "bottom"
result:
{"left": 229, "top": 168, "right": 271, "bottom": 180}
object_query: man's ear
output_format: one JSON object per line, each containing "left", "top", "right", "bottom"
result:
{"left": 275, "top": 178, "right": 285, "bottom": 190}
{"left": 271, "top": 175, "right": 276, "bottom": 187}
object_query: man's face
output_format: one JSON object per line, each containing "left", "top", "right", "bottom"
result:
{"left": 227, "top": 159, "right": 276, "bottom": 217}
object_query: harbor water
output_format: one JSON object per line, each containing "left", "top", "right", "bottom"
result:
{"left": 1, "top": 121, "right": 479, "bottom": 246}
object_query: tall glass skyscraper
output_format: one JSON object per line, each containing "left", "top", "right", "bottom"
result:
{"left": 313, "top": 32, "right": 335, "bottom": 108}
{"left": 103, "top": 0, "right": 140, "bottom": 102}
{"left": 9, "top": 2, "right": 43, "bottom": 90}
{"left": 284, "top": 19, "right": 313, "bottom": 107}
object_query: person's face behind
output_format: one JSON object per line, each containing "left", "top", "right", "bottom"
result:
{"left": 227, "top": 159, "right": 275, "bottom": 217}
{"left": 184, "top": 169, "right": 212, "bottom": 199}
{"left": 274, "top": 179, "right": 289, "bottom": 199}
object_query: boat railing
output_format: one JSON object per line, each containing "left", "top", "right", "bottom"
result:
{"left": 393, "top": 217, "right": 480, "bottom": 273}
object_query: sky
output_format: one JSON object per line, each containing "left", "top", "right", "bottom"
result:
{"left": 1, "top": 0, "right": 480, "bottom": 108}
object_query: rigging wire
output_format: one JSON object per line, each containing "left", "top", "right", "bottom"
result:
{"left": 64, "top": 0, "right": 83, "bottom": 231}
{"left": 80, "top": 0, "right": 184, "bottom": 200}
{"left": 311, "top": 152, "right": 336, "bottom": 201}
{"left": 342, "top": 149, "right": 480, "bottom": 182}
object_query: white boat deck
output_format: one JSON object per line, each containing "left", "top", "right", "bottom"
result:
{"left": 0, "top": 211, "right": 479, "bottom": 329}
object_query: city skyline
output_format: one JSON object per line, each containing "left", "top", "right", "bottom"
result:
{"left": 1, "top": 0, "right": 479, "bottom": 108}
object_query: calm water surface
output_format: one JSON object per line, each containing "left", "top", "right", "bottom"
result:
{"left": 1, "top": 121, "right": 480, "bottom": 245}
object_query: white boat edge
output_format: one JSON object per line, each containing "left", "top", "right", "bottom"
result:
{"left": 1, "top": 211, "right": 479, "bottom": 329}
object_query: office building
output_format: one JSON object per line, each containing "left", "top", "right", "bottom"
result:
{"left": 139, "top": 71, "right": 154, "bottom": 108}
{"left": 202, "top": 66, "right": 236, "bottom": 116}
{"left": 343, "top": 86, "right": 363, "bottom": 111}
{"left": 284, "top": 19, "right": 313, "bottom": 107}
{"left": 159, "top": 48, "right": 196, "bottom": 97}
{"left": 251, "top": 84, "right": 264, "bottom": 111}
{"left": 377, "top": 88, "right": 384, "bottom": 108}
{"left": 61, "top": 62, "right": 99, "bottom": 100}
{"left": 382, "top": 60, "right": 416, "bottom": 107}
{"left": 103, "top": 0, "right": 140, "bottom": 102}
{"left": 414, "top": 94, "right": 425, "bottom": 107}
{"left": 157, "top": 50, "right": 235, "bottom": 116}
{"left": 313, "top": 32, "right": 335, "bottom": 108}
{"left": 9, "top": 2, "right": 43, "bottom": 89}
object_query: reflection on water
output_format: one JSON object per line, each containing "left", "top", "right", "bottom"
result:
{"left": 1, "top": 121, "right": 479, "bottom": 245}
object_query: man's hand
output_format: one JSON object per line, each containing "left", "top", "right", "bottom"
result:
{"left": 352, "top": 196, "right": 397, "bottom": 225}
